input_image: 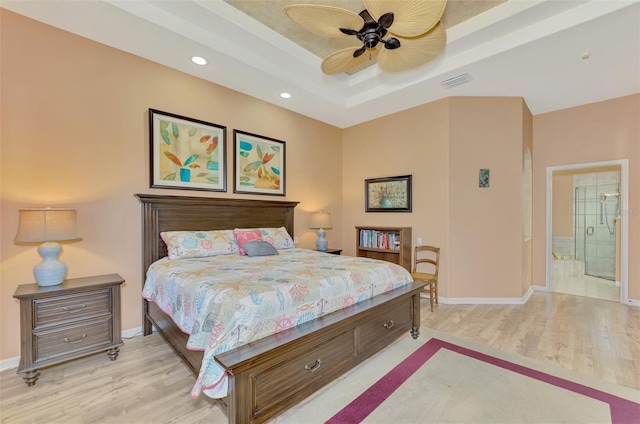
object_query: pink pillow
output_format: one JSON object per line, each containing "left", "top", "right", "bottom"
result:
{"left": 234, "top": 229, "right": 263, "bottom": 256}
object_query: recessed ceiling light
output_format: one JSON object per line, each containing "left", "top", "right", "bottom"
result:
{"left": 191, "top": 56, "right": 207, "bottom": 66}
{"left": 280, "top": 92, "right": 292, "bottom": 99}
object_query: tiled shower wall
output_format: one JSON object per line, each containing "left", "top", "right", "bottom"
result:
{"left": 552, "top": 236, "right": 574, "bottom": 258}
{"left": 574, "top": 171, "right": 619, "bottom": 280}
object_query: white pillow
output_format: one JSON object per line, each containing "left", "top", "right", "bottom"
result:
{"left": 260, "top": 226, "right": 295, "bottom": 250}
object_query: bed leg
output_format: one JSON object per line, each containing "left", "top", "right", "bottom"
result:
{"left": 411, "top": 326, "right": 420, "bottom": 339}
{"left": 143, "top": 299, "right": 153, "bottom": 336}
{"left": 411, "top": 291, "right": 421, "bottom": 340}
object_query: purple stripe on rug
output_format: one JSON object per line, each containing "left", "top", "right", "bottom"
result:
{"left": 325, "top": 337, "right": 640, "bottom": 424}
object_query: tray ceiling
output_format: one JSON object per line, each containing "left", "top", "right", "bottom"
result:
{"left": 2, "top": 0, "right": 638, "bottom": 128}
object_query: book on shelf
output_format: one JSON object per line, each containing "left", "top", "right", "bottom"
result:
{"left": 358, "top": 229, "right": 400, "bottom": 250}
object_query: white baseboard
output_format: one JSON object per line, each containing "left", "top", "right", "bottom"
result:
{"left": 421, "top": 286, "right": 535, "bottom": 305}
{"left": 0, "top": 326, "right": 146, "bottom": 373}
{"left": 122, "top": 326, "right": 145, "bottom": 339}
{"left": 0, "top": 356, "right": 20, "bottom": 373}
{"left": 625, "top": 298, "right": 640, "bottom": 307}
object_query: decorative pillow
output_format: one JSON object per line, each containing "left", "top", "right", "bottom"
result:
{"left": 242, "top": 241, "right": 279, "bottom": 257}
{"left": 260, "top": 226, "right": 295, "bottom": 250}
{"left": 161, "top": 230, "right": 238, "bottom": 260}
{"left": 233, "top": 229, "right": 263, "bottom": 256}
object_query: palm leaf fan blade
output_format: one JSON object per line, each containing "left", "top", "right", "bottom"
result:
{"left": 377, "top": 22, "right": 446, "bottom": 73}
{"left": 363, "top": 0, "right": 447, "bottom": 37}
{"left": 284, "top": 4, "right": 364, "bottom": 38}
{"left": 321, "top": 47, "right": 379, "bottom": 75}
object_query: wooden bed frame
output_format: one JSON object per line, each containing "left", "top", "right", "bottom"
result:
{"left": 135, "top": 194, "right": 425, "bottom": 424}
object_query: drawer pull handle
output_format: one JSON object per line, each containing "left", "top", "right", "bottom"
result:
{"left": 383, "top": 320, "right": 394, "bottom": 329}
{"left": 63, "top": 304, "right": 87, "bottom": 313}
{"left": 63, "top": 334, "right": 87, "bottom": 344}
{"left": 304, "top": 359, "right": 322, "bottom": 373}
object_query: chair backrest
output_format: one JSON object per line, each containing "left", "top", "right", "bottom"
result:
{"left": 413, "top": 245, "right": 440, "bottom": 277}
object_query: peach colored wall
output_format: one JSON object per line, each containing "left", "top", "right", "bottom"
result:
{"left": 533, "top": 94, "right": 639, "bottom": 301}
{"left": 448, "top": 97, "right": 529, "bottom": 298}
{"left": 343, "top": 97, "right": 532, "bottom": 300}
{"left": 552, "top": 173, "right": 574, "bottom": 237}
{"left": 0, "top": 10, "right": 343, "bottom": 361}
{"left": 342, "top": 99, "right": 451, "bottom": 294}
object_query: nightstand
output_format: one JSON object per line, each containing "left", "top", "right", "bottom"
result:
{"left": 322, "top": 248, "right": 342, "bottom": 255}
{"left": 13, "top": 273, "right": 124, "bottom": 386}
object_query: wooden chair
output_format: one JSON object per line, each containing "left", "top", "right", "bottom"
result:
{"left": 410, "top": 245, "right": 440, "bottom": 311}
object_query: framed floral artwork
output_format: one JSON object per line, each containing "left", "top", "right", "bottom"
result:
{"left": 233, "top": 130, "right": 286, "bottom": 196}
{"left": 365, "top": 175, "right": 412, "bottom": 212}
{"left": 149, "top": 109, "right": 227, "bottom": 191}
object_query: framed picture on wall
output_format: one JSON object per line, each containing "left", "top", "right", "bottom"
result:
{"left": 149, "top": 109, "right": 227, "bottom": 192}
{"left": 365, "top": 175, "right": 412, "bottom": 212}
{"left": 233, "top": 130, "right": 286, "bottom": 196}
{"left": 479, "top": 168, "right": 490, "bottom": 188}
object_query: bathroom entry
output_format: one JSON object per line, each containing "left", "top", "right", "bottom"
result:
{"left": 551, "top": 164, "right": 622, "bottom": 302}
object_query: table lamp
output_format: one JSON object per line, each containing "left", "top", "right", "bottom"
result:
{"left": 309, "top": 211, "right": 332, "bottom": 252}
{"left": 14, "top": 207, "right": 82, "bottom": 286}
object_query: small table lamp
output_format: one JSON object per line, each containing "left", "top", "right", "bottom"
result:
{"left": 309, "top": 211, "right": 332, "bottom": 252}
{"left": 14, "top": 208, "right": 81, "bottom": 286}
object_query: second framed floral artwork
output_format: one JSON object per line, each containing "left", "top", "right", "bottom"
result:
{"left": 149, "top": 109, "right": 227, "bottom": 192}
{"left": 365, "top": 175, "right": 412, "bottom": 212}
{"left": 233, "top": 130, "right": 286, "bottom": 196}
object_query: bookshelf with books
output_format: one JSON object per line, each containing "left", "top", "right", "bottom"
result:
{"left": 355, "top": 226, "right": 412, "bottom": 271}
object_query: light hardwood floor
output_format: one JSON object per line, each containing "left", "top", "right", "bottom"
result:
{"left": 1, "top": 292, "right": 638, "bottom": 423}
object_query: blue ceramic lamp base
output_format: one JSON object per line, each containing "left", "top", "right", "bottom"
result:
{"left": 34, "top": 242, "right": 68, "bottom": 286}
{"left": 316, "top": 228, "right": 328, "bottom": 252}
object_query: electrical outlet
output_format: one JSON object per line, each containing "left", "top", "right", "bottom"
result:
{"left": 416, "top": 237, "right": 422, "bottom": 246}
{"left": 293, "top": 236, "right": 299, "bottom": 244}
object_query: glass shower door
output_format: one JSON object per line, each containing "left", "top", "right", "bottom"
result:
{"left": 574, "top": 174, "right": 618, "bottom": 281}
{"left": 574, "top": 186, "right": 587, "bottom": 269}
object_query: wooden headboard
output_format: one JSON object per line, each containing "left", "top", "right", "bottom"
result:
{"left": 135, "top": 194, "right": 299, "bottom": 274}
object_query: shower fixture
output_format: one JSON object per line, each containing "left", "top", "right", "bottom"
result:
{"left": 599, "top": 191, "right": 620, "bottom": 234}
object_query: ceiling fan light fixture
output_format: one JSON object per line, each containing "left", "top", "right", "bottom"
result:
{"left": 287, "top": 0, "right": 448, "bottom": 75}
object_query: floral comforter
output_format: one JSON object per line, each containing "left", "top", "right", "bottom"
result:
{"left": 142, "top": 248, "right": 413, "bottom": 399}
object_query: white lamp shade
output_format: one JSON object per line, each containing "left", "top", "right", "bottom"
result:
{"left": 15, "top": 208, "right": 81, "bottom": 242}
{"left": 309, "top": 212, "right": 332, "bottom": 229}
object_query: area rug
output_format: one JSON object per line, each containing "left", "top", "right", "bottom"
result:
{"left": 271, "top": 329, "right": 640, "bottom": 424}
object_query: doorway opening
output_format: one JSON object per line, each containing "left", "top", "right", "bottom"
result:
{"left": 546, "top": 160, "right": 629, "bottom": 303}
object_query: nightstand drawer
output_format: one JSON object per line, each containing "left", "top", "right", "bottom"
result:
{"left": 34, "top": 317, "right": 114, "bottom": 363}
{"left": 34, "top": 289, "right": 111, "bottom": 328}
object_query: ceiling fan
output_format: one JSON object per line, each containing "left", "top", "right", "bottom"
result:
{"left": 284, "top": 0, "right": 448, "bottom": 75}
